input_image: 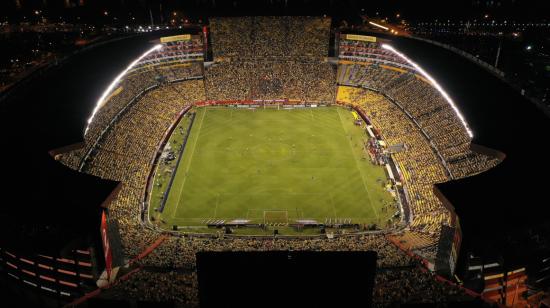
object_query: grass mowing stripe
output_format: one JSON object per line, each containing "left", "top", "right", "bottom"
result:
{"left": 213, "top": 194, "right": 220, "bottom": 219}
{"left": 157, "top": 112, "right": 196, "bottom": 213}
{"left": 169, "top": 108, "right": 207, "bottom": 220}
{"left": 329, "top": 192, "right": 337, "bottom": 219}
{"left": 336, "top": 107, "right": 380, "bottom": 220}
{"left": 152, "top": 106, "right": 394, "bottom": 233}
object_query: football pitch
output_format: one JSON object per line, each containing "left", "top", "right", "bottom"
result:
{"left": 149, "top": 106, "right": 395, "bottom": 234}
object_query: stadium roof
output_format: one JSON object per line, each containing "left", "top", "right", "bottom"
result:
{"left": 0, "top": 38, "right": 144, "bottom": 252}
{"left": 2, "top": 30, "right": 549, "bottom": 261}
{"left": 388, "top": 36, "right": 550, "bottom": 260}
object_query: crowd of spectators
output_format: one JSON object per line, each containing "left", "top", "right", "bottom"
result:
{"left": 92, "top": 168, "right": 473, "bottom": 307}
{"left": 83, "top": 81, "right": 203, "bottom": 180}
{"left": 337, "top": 39, "right": 501, "bottom": 181}
{"left": 339, "top": 39, "right": 409, "bottom": 67}
{"left": 136, "top": 234, "right": 414, "bottom": 270}
{"left": 336, "top": 51, "right": 501, "bottom": 255}
{"left": 60, "top": 78, "right": 204, "bottom": 177}
{"left": 205, "top": 59, "right": 336, "bottom": 102}
{"left": 374, "top": 267, "right": 471, "bottom": 306}
{"left": 53, "top": 24, "right": 499, "bottom": 307}
{"left": 204, "top": 17, "right": 336, "bottom": 103}
{"left": 209, "top": 16, "right": 331, "bottom": 59}
{"left": 99, "top": 234, "right": 473, "bottom": 307}
{"left": 103, "top": 264, "right": 472, "bottom": 307}
{"left": 337, "top": 86, "right": 450, "bottom": 254}
{"left": 136, "top": 36, "right": 204, "bottom": 66}
{"left": 80, "top": 61, "right": 203, "bottom": 149}
{"left": 104, "top": 270, "right": 199, "bottom": 307}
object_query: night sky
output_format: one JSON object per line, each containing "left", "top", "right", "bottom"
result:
{"left": 1, "top": 0, "right": 550, "bottom": 24}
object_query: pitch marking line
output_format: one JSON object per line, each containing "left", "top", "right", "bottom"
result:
{"left": 213, "top": 194, "right": 220, "bottom": 218}
{"left": 329, "top": 193, "right": 337, "bottom": 219}
{"left": 171, "top": 107, "right": 207, "bottom": 221}
{"left": 335, "top": 107, "right": 380, "bottom": 220}
{"left": 170, "top": 214, "right": 372, "bottom": 226}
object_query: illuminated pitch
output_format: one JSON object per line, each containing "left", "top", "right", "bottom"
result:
{"left": 148, "top": 106, "right": 398, "bottom": 235}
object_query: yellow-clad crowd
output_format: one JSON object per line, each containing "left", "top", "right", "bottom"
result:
{"left": 51, "top": 20, "right": 503, "bottom": 307}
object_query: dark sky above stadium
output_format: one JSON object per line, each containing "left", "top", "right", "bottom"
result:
{"left": 2, "top": 0, "right": 550, "bottom": 23}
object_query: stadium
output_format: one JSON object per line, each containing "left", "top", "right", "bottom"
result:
{"left": 1, "top": 6, "right": 550, "bottom": 308}
{"left": 56, "top": 16, "right": 499, "bottom": 304}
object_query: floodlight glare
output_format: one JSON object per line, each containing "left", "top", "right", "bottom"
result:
{"left": 85, "top": 44, "right": 163, "bottom": 134}
{"left": 369, "top": 21, "right": 389, "bottom": 31}
{"left": 381, "top": 44, "right": 474, "bottom": 138}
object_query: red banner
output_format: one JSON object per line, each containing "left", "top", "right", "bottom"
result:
{"left": 100, "top": 211, "right": 113, "bottom": 280}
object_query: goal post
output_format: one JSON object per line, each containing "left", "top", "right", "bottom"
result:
{"left": 263, "top": 210, "right": 289, "bottom": 225}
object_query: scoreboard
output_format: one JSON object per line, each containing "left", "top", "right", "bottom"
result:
{"left": 160, "top": 34, "right": 191, "bottom": 43}
{"left": 345, "top": 34, "right": 377, "bottom": 42}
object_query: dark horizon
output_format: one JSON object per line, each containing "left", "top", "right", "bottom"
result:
{"left": 2, "top": 0, "right": 550, "bottom": 24}
{"left": 1, "top": 6, "right": 549, "bottom": 307}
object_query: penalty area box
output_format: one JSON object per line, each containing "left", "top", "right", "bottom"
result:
{"left": 263, "top": 210, "right": 288, "bottom": 224}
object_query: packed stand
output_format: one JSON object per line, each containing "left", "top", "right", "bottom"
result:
{"left": 83, "top": 61, "right": 203, "bottom": 145}
{"left": 205, "top": 59, "right": 335, "bottom": 102}
{"left": 374, "top": 266, "right": 471, "bottom": 306}
{"left": 52, "top": 27, "right": 491, "bottom": 307}
{"left": 337, "top": 86, "right": 450, "bottom": 255}
{"left": 137, "top": 36, "right": 204, "bottom": 66}
{"left": 205, "top": 17, "right": 336, "bottom": 102}
{"left": 104, "top": 270, "right": 199, "bottom": 307}
{"left": 135, "top": 234, "right": 414, "bottom": 270}
{"left": 210, "top": 16, "right": 331, "bottom": 59}
{"left": 103, "top": 234, "right": 472, "bottom": 307}
{"left": 337, "top": 39, "right": 501, "bottom": 180}
{"left": 61, "top": 80, "right": 205, "bottom": 181}
{"left": 338, "top": 37, "right": 409, "bottom": 67}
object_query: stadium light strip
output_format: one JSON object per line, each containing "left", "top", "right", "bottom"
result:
{"left": 85, "top": 44, "right": 163, "bottom": 134}
{"left": 369, "top": 21, "right": 389, "bottom": 31}
{"left": 381, "top": 44, "right": 474, "bottom": 138}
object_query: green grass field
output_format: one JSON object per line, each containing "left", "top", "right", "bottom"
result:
{"left": 149, "top": 106, "right": 396, "bottom": 235}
